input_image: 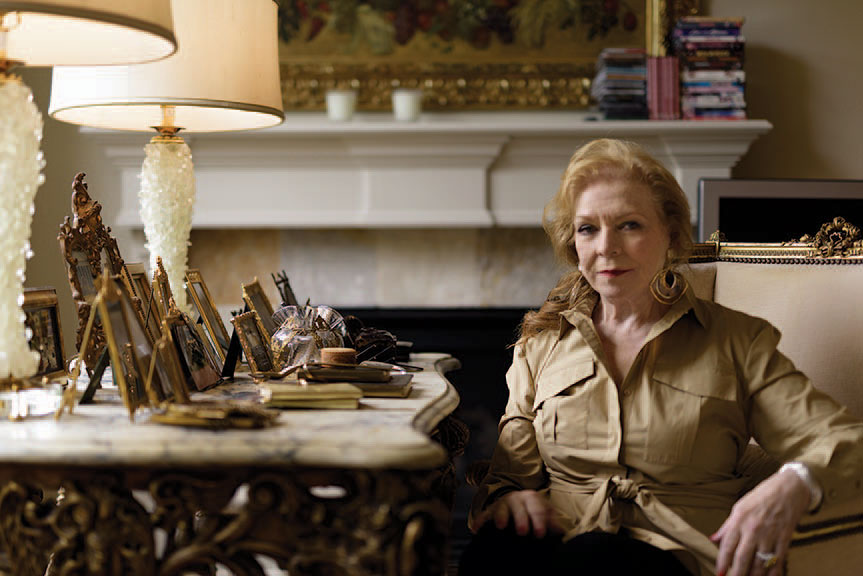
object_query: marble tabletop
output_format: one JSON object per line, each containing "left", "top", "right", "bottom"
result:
{"left": 0, "top": 353, "right": 460, "bottom": 471}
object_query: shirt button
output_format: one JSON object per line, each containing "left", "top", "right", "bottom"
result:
{"left": 623, "top": 388, "right": 633, "bottom": 397}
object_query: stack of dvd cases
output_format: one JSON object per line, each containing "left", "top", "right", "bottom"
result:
{"left": 673, "top": 17, "right": 746, "bottom": 120}
{"left": 591, "top": 48, "right": 648, "bottom": 120}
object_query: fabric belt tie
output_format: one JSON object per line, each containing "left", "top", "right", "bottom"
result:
{"left": 561, "top": 474, "right": 720, "bottom": 573}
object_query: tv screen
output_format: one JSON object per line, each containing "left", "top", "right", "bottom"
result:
{"left": 698, "top": 179, "right": 863, "bottom": 243}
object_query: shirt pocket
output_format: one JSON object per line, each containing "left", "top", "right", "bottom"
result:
{"left": 646, "top": 364, "right": 739, "bottom": 465}
{"left": 533, "top": 359, "right": 595, "bottom": 450}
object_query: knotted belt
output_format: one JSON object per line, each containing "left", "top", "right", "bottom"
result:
{"left": 550, "top": 473, "right": 745, "bottom": 575}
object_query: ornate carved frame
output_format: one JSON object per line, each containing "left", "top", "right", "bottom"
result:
{"left": 695, "top": 217, "right": 863, "bottom": 264}
{"left": 153, "top": 259, "right": 222, "bottom": 391}
{"left": 231, "top": 311, "right": 275, "bottom": 374}
{"left": 279, "top": 0, "right": 700, "bottom": 110}
{"left": 58, "top": 173, "right": 140, "bottom": 371}
{"left": 186, "top": 269, "right": 230, "bottom": 361}
{"left": 22, "top": 287, "right": 66, "bottom": 380}
{"left": 242, "top": 278, "right": 277, "bottom": 338}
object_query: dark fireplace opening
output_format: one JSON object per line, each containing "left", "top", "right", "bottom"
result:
{"left": 339, "top": 307, "right": 529, "bottom": 565}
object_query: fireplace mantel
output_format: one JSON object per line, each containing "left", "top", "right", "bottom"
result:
{"left": 88, "top": 112, "right": 771, "bottom": 229}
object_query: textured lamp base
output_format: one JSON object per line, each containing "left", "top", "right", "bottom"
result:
{"left": 139, "top": 136, "right": 196, "bottom": 314}
{"left": 0, "top": 75, "right": 44, "bottom": 379}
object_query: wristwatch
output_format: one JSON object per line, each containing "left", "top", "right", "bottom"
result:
{"left": 780, "top": 461, "right": 823, "bottom": 512}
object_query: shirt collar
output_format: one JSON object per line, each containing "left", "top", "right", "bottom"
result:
{"left": 557, "top": 285, "right": 707, "bottom": 338}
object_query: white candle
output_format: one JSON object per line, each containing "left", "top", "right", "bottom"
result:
{"left": 326, "top": 90, "right": 357, "bottom": 122}
{"left": 392, "top": 89, "right": 423, "bottom": 122}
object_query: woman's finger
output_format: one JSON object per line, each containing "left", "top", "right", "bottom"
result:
{"left": 728, "top": 532, "right": 756, "bottom": 576}
{"left": 508, "top": 498, "right": 531, "bottom": 536}
{"left": 492, "top": 501, "right": 511, "bottom": 530}
{"left": 523, "top": 495, "right": 552, "bottom": 538}
{"left": 713, "top": 523, "right": 738, "bottom": 576}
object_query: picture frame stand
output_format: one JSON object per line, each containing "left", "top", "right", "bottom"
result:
{"left": 78, "top": 347, "right": 109, "bottom": 405}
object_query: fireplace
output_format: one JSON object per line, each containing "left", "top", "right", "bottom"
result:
{"left": 339, "top": 306, "right": 528, "bottom": 564}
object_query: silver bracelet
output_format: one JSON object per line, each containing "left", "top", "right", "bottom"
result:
{"left": 779, "top": 461, "right": 823, "bottom": 512}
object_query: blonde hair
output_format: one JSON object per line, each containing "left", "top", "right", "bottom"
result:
{"left": 518, "top": 139, "right": 692, "bottom": 343}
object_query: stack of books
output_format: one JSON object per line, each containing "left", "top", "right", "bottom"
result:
{"left": 673, "top": 16, "right": 746, "bottom": 120}
{"left": 261, "top": 382, "right": 363, "bottom": 409}
{"left": 591, "top": 48, "right": 648, "bottom": 120}
{"left": 647, "top": 56, "right": 680, "bottom": 120}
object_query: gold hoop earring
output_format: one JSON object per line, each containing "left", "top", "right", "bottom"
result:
{"left": 650, "top": 268, "right": 688, "bottom": 305}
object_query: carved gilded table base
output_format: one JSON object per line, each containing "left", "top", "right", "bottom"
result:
{"left": 0, "top": 465, "right": 451, "bottom": 576}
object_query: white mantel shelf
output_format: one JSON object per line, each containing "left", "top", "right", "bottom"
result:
{"left": 88, "top": 112, "right": 772, "bottom": 229}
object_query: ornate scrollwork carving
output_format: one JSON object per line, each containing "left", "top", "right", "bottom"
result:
{"left": 1, "top": 467, "right": 450, "bottom": 576}
{"left": 152, "top": 469, "right": 448, "bottom": 576}
{"left": 809, "top": 217, "right": 862, "bottom": 258}
{"left": 0, "top": 476, "right": 155, "bottom": 576}
{"left": 0, "top": 482, "right": 53, "bottom": 575}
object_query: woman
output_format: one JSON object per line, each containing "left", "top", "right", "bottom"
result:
{"left": 461, "top": 139, "right": 863, "bottom": 576}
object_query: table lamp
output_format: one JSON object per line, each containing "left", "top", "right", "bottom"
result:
{"left": 0, "top": 1, "right": 176, "bottom": 384}
{"left": 49, "top": 0, "right": 285, "bottom": 314}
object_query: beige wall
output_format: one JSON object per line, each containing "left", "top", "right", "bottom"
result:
{"left": 706, "top": 0, "right": 862, "bottom": 178}
{"left": 20, "top": 0, "right": 862, "bottom": 359}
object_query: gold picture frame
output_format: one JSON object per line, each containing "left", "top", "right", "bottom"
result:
{"left": 126, "top": 262, "right": 162, "bottom": 344}
{"left": 22, "top": 287, "right": 66, "bottom": 380}
{"left": 231, "top": 311, "right": 275, "bottom": 374}
{"left": 151, "top": 259, "right": 222, "bottom": 391}
{"left": 59, "top": 173, "right": 142, "bottom": 371}
{"left": 186, "top": 269, "right": 230, "bottom": 360}
{"left": 95, "top": 274, "right": 192, "bottom": 419}
{"left": 277, "top": 0, "right": 699, "bottom": 110}
{"left": 242, "top": 278, "right": 277, "bottom": 338}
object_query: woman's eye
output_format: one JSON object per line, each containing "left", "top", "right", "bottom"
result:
{"left": 577, "top": 225, "right": 595, "bottom": 234}
{"left": 621, "top": 221, "right": 641, "bottom": 230}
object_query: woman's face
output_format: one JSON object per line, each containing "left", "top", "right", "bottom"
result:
{"left": 573, "top": 179, "right": 671, "bottom": 303}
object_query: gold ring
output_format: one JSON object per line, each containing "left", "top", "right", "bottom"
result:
{"left": 755, "top": 550, "right": 779, "bottom": 569}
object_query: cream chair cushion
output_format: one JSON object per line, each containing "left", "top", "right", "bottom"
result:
{"left": 713, "top": 263, "right": 863, "bottom": 420}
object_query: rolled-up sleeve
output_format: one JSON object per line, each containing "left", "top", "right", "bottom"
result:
{"left": 469, "top": 342, "right": 549, "bottom": 529}
{"left": 743, "top": 321, "right": 863, "bottom": 509}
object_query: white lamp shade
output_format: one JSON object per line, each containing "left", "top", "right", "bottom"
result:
{"left": 0, "top": 0, "right": 176, "bottom": 66}
{"left": 48, "top": 0, "right": 284, "bottom": 133}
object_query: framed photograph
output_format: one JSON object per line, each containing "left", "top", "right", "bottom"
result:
{"left": 186, "top": 269, "right": 230, "bottom": 360}
{"left": 22, "top": 287, "right": 66, "bottom": 380}
{"left": 97, "top": 274, "right": 146, "bottom": 418}
{"left": 242, "top": 279, "right": 278, "bottom": 338}
{"left": 126, "top": 262, "right": 163, "bottom": 343}
{"left": 171, "top": 312, "right": 223, "bottom": 391}
{"left": 152, "top": 257, "right": 175, "bottom": 320}
{"left": 154, "top": 319, "right": 191, "bottom": 404}
{"left": 59, "top": 173, "right": 138, "bottom": 372}
{"left": 231, "top": 311, "right": 275, "bottom": 374}
{"left": 70, "top": 249, "right": 99, "bottom": 303}
{"left": 275, "top": 0, "right": 697, "bottom": 110}
{"left": 193, "top": 320, "right": 224, "bottom": 375}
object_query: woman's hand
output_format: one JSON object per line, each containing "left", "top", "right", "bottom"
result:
{"left": 473, "top": 489, "right": 563, "bottom": 538}
{"left": 711, "top": 469, "right": 812, "bottom": 576}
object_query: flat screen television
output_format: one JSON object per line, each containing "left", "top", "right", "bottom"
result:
{"left": 697, "top": 178, "right": 863, "bottom": 242}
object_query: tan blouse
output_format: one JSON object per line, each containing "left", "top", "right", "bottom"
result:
{"left": 471, "top": 290, "right": 863, "bottom": 575}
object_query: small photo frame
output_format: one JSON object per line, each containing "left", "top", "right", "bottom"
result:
{"left": 186, "top": 269, "right": 230, "bottom": 360}
{"left": 126, "top": 262, "right": 162, "bottom": 343}
{"left": 98, "top": 274, "right": 188, "bottom": 418}
{"left": 171, "top": 313, "right": 222, "bottom": 391}
{"left": 22, "top": 287, "right": 66, "bottom": 380}
{"left": 242, "top": 278, "right": 277, "bottom": 338}
{"left": 152, "top": 258, "right": 174, "bottom": 320}
{"left": 97, "top": 274, "right": 146, "bottom": 418}
{"left": 71, "top": 249, "right": 99, "bottom": 303}
{"left": 155, "top": 319, "right": 191, "bottom": 404}
{"left": 231, "top": 311, "right": 274, "bottom": 374}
